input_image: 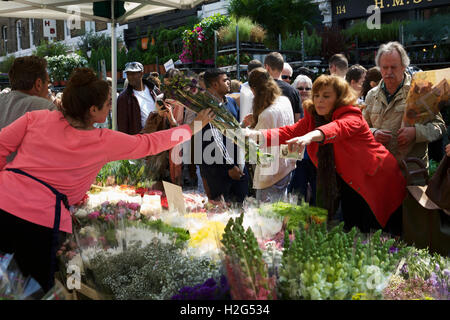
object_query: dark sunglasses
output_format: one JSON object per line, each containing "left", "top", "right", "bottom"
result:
{"left": 281, "top": 75, "right": 292, "bottom": 80}
{"left": 297, "top": 87, "right": 311, "bottom": 91}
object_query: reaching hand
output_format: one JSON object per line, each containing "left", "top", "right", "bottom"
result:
{"left": 242, "top": 113, "right": 254, "bottom": 128}
{"left": 159, "top": 101, "right": 177, "bottom": 126}
{"left": 445, "top": 143, "right": 450, "bottom": 157}
{"left": 397, "top": 127, "right": 416, "bottom": 147}
{"left": 374, "top": 129, "right": 393, "bottom": 146}
{"left": 286, "top": 135, "right": 313, "bottom": 154}
{"left": 189, "top": 108, "right": 215, "bottom": 135}
{"left": 228, "top": 166, "right": 244, "bottom": 180}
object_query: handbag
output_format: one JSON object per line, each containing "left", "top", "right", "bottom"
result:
{"left": 425, "top": 156, "right": 450, "bottom": 210}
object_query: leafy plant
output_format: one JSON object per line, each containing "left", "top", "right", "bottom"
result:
{"left": 96, "top": 159, "right": 154, "bottom": 188}
{"left": 343, "top": 20, "right": 405, "bottom": 44}
{"left": 217, "top": 16, "right": 254, "bottom": 44}
{"left": 228, "top": 0, "right": 320, "bottom": 40}
{"left": 47, "top": 53, "right": 87, "bottom": 81}
{"left": 259, "top": 201, "right": 327, "bottom": 232}
{"left": 0, "top": 54, "right": 16, "bottom": 73}
{"left": 279, "top": 223, "right": 409, "bottom": 300}
{"left": 33, "top": 40, "right": 68, "bottom": 58}
{"left": 221, "top": 213, "right": 277, "bottom": 300}
{"left": 180, "top": 13, "right": 231, "bottom": 63}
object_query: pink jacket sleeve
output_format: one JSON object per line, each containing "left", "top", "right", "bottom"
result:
{"left": 104, "top": 124, "right": 192, "bottom": 162}
{"left": 0, "top": 112, "right": 29, "bottom": 170}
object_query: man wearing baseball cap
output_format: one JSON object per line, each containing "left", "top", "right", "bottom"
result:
{"left": 117, "top": 61, "right": 173, "bottom": 134}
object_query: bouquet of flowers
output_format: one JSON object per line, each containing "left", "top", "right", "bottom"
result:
{"left": 162, "top": 74, "right": 273, "bottom": 164}
{"left": 403, "top": 68, "right": 450, "bottom": 127}
{"left": 399, "top": 68, "right": 450, "bottom": 159}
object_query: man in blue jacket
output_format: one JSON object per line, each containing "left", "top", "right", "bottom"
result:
{"left": 198, "top": 68, "right": 248, "bottom": 203}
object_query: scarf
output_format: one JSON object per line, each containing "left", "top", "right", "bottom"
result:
{"left": 314, "top": 113, "right": 340, "bottom": 219}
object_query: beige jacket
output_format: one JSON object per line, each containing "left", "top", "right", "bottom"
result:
{"left": 363, "top": 73, "right": 446, "bottom": 167}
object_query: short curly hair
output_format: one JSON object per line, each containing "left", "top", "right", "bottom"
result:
{"left": 8, "top": 56, "right": 48, "bottom": 91}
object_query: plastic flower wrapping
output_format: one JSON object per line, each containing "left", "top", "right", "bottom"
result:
{"left": 1, "top": 253, "right": 68, "bottom": 300}
{"left": 398, "top": 67, "right": 450, "bottom": 159}
{"left": 403, "top": 67, "right": 450, "bottom": 127}
{"left": 161, "top": 73, "right": 273, "bottom": 164}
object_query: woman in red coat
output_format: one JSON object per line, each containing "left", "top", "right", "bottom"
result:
{"left": 248, "top": 75, "right": 406, "bottom": 234}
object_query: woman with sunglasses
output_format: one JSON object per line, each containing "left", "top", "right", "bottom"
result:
{"left": 292, "top": 75, "right": 313, "bottom": 102}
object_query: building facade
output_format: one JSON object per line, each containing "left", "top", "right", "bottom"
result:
{"left": 0, "top": 18, "right": 127, "bottom": 61}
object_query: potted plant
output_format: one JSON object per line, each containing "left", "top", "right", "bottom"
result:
{"left": 47, "top": 53, "right": 88, "bottom": 85}
{"left": 179, "top": 13, "right": 231, "bottom": 64}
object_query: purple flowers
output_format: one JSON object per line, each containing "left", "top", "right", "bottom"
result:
{"left": 389, "top": 246, "right": 399, "bottom": 254}
{"left": 171, "top": 276, "right": 231, "bottom": 300}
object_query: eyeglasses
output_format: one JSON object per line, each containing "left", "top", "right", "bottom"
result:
{"left": 297, "top": 87, "right": 311, "bottom": 91}
{"left": 281, "top": 75, "right": 292, "bottom": 80}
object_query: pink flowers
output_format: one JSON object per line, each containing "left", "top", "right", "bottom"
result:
{"left": 127, "top": 202, "right": 140, "bottom": 211}
{"left": 88, "top": 211, "right": 100, "bottom": 219}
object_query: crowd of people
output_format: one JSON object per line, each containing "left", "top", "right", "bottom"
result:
{"left": 0, "top": 41, "right": 449, "bottom": 291}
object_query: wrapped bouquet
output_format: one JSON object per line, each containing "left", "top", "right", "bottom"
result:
{"left": 403, "top": 68, "right": 450, "bottom": 127}
{"left": 398, "top": 68, "right": 450, "bottom": 159}
{"left": 161, "top": 74, "right": 273, "bottom": 164}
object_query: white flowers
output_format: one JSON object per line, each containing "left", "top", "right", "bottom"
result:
{"left": 46, "top": 53, "right": 88, "bottom": 81}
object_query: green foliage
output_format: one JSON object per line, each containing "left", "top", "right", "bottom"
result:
{"left": 0, "top": 54, "right": 16, "bottom": 73}
{"left": 428, "top": 159, "right": 439, "bottom": 178}
{"left": 281, "top": 27, "right": 322, "bottom": 57}
{"left": 279, "top": 223, "right": 409, "bottom": 300}
{"left": 217, "top": 16, "right": 266, "bottom": 44}
{"left": 33, "top": 40, "right": 68, "bottom": 58}
{"left": 140, "top": 219, "right": 190, "bottom": 245}
{"left": 180, "top": 13, "right": 231, "bottom": 62}
{"left": 221, "top": 213, "right": 276, "bottom": 299}
{"left": 342, "top": 20, "right": 405, "bottom": 44}
{"left": 259, "top": 201, "right": 327, "bottom": 232}
{"left": 77, "top": 31, "right": 122, "bottom": 58}
{"left": 228, "top": 0, "right": 320, "bottom": 40}
{"left": 216, "top": 53, "right": 252, "bottom": 67}
{"left": 404, "top": 14, "right": 450, "bottom": 44}
{"left": 96, "top": 159, "right": 154, "bottom": 188}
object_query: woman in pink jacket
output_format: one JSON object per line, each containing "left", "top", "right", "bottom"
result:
{"left": 247, "top": 75, "right": 406, "bottom": 235}
{"left": 0, "top": 68, "right": 214, "bottom": 291}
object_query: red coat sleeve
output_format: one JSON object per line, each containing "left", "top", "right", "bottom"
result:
{"left": 317, "top": 108, "right": 364, "bottom": 144}
{"left": 264, "top": 112, "right": 312, "bottom": 147}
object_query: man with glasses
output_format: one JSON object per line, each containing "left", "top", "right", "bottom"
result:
{"left": 117, "top": 61, "right": 175, "bottom": 134}
{"left": 0, "top": 56, "right": 56, "bottom": 162}
{"left": 281, "top": 62, "right": 293, "bottom": 84}
{"left": 264, "top": 52, "right": 303, "bottom": 121}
